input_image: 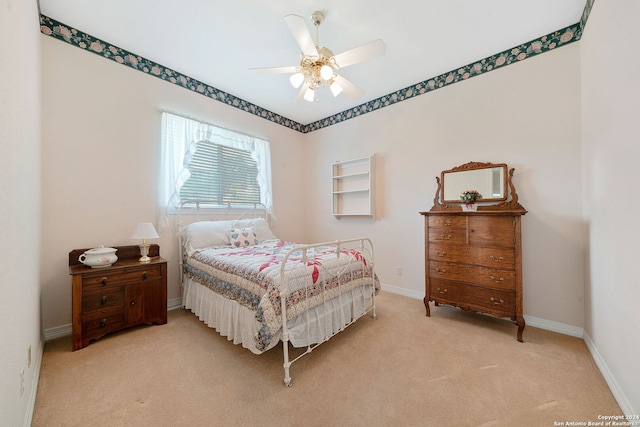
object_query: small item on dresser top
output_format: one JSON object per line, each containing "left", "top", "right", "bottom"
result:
{"left": 77, "top": 245, "right": 118, "bottom": 268}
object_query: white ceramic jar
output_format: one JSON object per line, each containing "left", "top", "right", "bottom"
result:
{"left": 78, "top": 246, "right": 118, "bottom": 268}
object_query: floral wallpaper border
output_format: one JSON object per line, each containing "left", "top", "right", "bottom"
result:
{"left": 40, "top": 1, "right": 594, "bottom": 134}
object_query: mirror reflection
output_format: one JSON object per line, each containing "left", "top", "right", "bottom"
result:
{"left": 442, "top": 165, "right": 507, "bottom": 203}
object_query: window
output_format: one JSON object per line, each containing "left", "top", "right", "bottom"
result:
{"left": 158, "top": 112, "right": 272, "bottom": 230}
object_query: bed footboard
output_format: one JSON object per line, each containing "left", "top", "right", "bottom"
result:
{"left": 277, "top": 237, "right": 378, "bottom": 387}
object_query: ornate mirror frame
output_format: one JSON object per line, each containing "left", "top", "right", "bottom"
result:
{"left": 431, "top": 161, "right": 526, "bottom": 212}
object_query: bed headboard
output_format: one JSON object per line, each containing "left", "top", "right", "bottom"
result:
{"left": 176, "top": 200, "right": 273, "bottom": 284}
{"left": 176, "top": 200, "right": 270, "bottom": 230}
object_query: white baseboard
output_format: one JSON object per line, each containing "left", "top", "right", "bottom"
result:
{"left": 167, "top": 297, "right": 182, "bottom": 311}
{"left": 24, "top": 337, "right": 43, "bottom": 427}
{"left": 523, "top": 315, "right": 584, "bottom": 338}
{"left": 44, "top": 323, "right": 72, "bottom": 341}
{"left": 583, "top": 332, "right": 636, "bottom": 415}
{"left": 380, "top": 283, "right": 424, "bottom": 300}
{"left": 44, "top": 298, "right": 184, "bottom": 341}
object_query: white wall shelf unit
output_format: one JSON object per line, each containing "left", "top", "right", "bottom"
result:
{"left": 331, "top": 154, "right": 375, "bottom": 218}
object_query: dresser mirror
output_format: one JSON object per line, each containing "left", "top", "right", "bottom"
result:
{"left": 431, "top": 161, "right": 524, "bottom": 212}
{"left": 441, "top": 162, "right": 508, "bottom": 203}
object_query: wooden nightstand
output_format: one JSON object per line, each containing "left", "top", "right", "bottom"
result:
{"left": 69, "top": 244, "right": 167, "bottom": 351}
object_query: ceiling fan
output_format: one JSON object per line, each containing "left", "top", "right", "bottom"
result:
{"left": 251, "top": 11, "right": 386, "bottom": 103}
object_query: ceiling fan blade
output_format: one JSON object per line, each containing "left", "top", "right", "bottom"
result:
{"left": 333, "top": 39, "right": 386, "bottom": 69}
{"left": 294, "top": 81, "right": 310, "bottom": 104}
{"left": 284, "top": 14, "right": 318, "bottom": 57}
{"left": 334, "top": 74, "right": 365, "bottom": 99}
{"left": 249, "top": 66, "right": 298, "bottom": 74}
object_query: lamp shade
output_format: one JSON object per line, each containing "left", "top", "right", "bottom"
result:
{"left": 130, "top": 223, "right": 159, "bottom": 240}
{"left": 289, "top": 72, "right": 304, "bottom": 88}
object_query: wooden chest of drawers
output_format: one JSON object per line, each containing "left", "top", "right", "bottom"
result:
{"left": 421, "top": 211, "right": 526, "bottom": 341}
{"left": 69, "top": 245, "right": 167, "bottom": 350}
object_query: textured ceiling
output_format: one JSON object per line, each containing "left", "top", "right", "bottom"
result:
{"left": 39, "top": 0, "right": 587, "bottom": 125}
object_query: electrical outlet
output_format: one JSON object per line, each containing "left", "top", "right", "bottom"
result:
{"left": 28, "top": 346, "right": 31, "bottom": 368}
{"left": 20, "top": 368, "right": 25, "bottom": 397}
{"left": 395, "top": 266, "right": 403, "bottom": 275}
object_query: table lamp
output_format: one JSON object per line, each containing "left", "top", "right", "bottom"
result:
{"left": 130, "top": 222, "right": 159, "bottom": 262}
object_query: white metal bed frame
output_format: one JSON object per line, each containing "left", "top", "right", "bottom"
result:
{"left": 177, "top": 200, "right": 378, "bottom": 386}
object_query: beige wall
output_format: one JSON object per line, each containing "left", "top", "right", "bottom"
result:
{"left": 40, "top": 36, "right": 306, "bottom": 330}
{"left": 581, "top": 0, "right": 640, "bottom": 414}
{"left": 0, "top": 1, "right": 42, "bottom": 425}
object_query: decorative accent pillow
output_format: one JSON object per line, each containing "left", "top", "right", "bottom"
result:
{"left": 228, "top": 227, "right": 259, "bottom": 248}
{"left": 232, "top": 217, "right": 277, "bottom": 241}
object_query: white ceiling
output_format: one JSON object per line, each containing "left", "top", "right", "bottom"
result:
{"left": 39, "top": 0, "right": 587, "bottom": 125}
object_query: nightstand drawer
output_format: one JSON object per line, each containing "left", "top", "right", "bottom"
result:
{"left": 82, "top": 307, "right": 125, "bottom": 337}
{"left": 82, "top": 286, "right": 124, "bottom": 312}
{"left": 82, "top": 265, "right": 163, "bottom": 290}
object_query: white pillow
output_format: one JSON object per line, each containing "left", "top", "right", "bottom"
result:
{"left": 228, "top": 227, "right": 259, "bottom": 248}
{"left": 182, "top": 220, "right": 234, "bottom": 255}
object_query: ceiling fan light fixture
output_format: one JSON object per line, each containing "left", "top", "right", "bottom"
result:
{"left": 320, "top": 65, "right": 334, "bottom": 81}
{"left": 290, "top": 72, "right": 305, "bottom": 88}
{"left": 329, "top": 80, "right": 343, "bottom": 97}
{"left": 251, "top": 12, "right": 385, "bottom": 103}
{"left": 303, "top": 86, "right": 315, "bottom": 102}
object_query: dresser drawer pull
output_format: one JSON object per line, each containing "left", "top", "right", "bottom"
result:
{"left": 440, "top": 234, "right": 451, "bottom": 240}
{"left": 143, "top": 272, "right": 148, "bottom": 280}
{"left": 436, "top": 268, "right": 446, "bottom": 275}
{"left": 444, "top": 220, "right": 452, "bottom": 226}
{"left": 490, "top": 275, "right": 504, "bottom": 283}
{"left": 101, "top": 277, "right": 108, "bottom": 285}
{"left": 436, "top": 251, "right": 446, "bottom": 257}
{"left": 489, "top": 256, "right": 504, "bottom": 263}
{"left": 436, "top": 287, "right": 448, "bottom": 294}
{"left": 490, "top": 297, "right": 505, "bottom": 305}
{"left": 130, "top": 301, "right": 136, "bottom": 306}
{"left": 100, "top": 319, "right": 107, "bottom": 328}
{"left": 101, "top": 296, "right": 107, "bottom": 305}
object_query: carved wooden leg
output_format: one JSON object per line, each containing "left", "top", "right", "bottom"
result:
{"left": 516, "top": 316, "right": 525, "bottom": 342}
{"left": 423, "top": 297, "right": 431, "bottom": 317}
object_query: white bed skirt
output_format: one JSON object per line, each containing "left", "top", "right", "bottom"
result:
{"left": 182, "top": 276, "right": 374, "bottom": 354}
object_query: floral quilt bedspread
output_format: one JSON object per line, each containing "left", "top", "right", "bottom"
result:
{"left": 184, "top": 240, "right": 379, "bottom": 351}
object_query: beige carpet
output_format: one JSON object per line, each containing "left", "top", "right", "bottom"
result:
{"left": 33, "top": 291, "right": 620, "bottom": 426}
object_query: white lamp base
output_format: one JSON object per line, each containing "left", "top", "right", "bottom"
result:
{"left": 139, "top": 244, "right": 151, "bottom": 263}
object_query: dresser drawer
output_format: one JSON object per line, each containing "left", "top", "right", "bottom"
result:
{"left": 82, "top": 265, "right": 163, "bottom": 290}
{"left": 429, "top": 280, "right": 467, "bottom": 303}
{"left": 468, "top": 216, "right": 515, "bottom": 248}
{"left": 82, "top": 286, "right": 125, "bottom": 312}
{"left": 428, "top": 227, "right": 468, "bottom": 245}
{"left": 429, "top": 260, "right": 515, "bottom": 291}
{"left": 463, "top": 286, "right": 515, "bottom": 314}
{"left": 429, "top": 280, "right": 515, "bottom": 315}
{"left": 429, "top": 244, "right": 515, "bottom": 268}
{"left": 428, "top": 215, "right": 467, "bottom": 228}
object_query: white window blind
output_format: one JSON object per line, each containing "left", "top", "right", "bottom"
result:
{"left": 180, "top": 141, "right": 260, "bottom": 205}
